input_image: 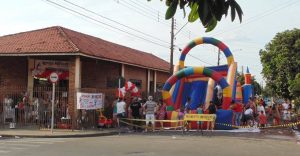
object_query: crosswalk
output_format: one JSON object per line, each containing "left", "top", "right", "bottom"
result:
{"left": 0, "top": 138, "right": 76, "bottom": 154}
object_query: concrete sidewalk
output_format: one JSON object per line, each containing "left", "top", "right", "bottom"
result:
{"left": 0, "top": 128, "right": 118, "bottom": 138}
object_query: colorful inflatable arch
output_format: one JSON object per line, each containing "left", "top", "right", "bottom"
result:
{"left": 172, "top": 37, "right": 237, "bottom": 109}
{"left": 162, "top": 67, "right": 229, "bottom": 106}
{"left": 179, "top": 37, "right": 234, "bottom": 69}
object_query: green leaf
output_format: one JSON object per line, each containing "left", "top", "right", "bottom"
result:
{"left": 183, "top": 7, "right": 186, "bottom": 18}
{"left": 230, "top": 2, "right": 236, "bottom": 22}
{"left": 213, "top": 0, "right": 225, "bottom": 21}
{"left": 197, "top": 0, "right": 209, "bottom": 26}
{"left": 165, "top": 0, "right": 178, "bottom": 20}
{"left": 205, "top": 17, "right": 218, "bottom": 32}
{"left": 165, "top": 0, "right": 172, "bottom": 6}
{"left": 234, "top": 1, "right": 243, "bottom": 22}
{"left": 188, "top": 2, "right": 199, "bottom": 22}
{"left": 223, "top": 1, "right": 230, "bottom": 17}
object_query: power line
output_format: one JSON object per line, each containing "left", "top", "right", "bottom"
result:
{"left": 175, "top": 0, "right": 300, "bottom": 45}
{"left": 128, "top": 0, "right": 158, "bottom": 14}
{"left": 44, "top": 0, "right": 213, "bottom": 66}
{"left": 210, "top": 0, "right": 300, "bottom": 37}
{"left": 187, "top": 53, "right": 214, "bottom": 66}
{"left": 43, "top": 0, "right": 122, "bottom": 35}
{"left": 115, "top": 0, "right": 170, "bottom": 27}
{"left": 126, "top": 0, "right": 170, "bottom": 23}
{"left": 44, "top": 0, "right": 170, "bottom": 48}
{"left": 62, "top": 0, "right": 170, "bottom": 45}
{"left": 173, "top": 45, "right": 214, "bottom": 66}
{"left": 119, "top": 0, "right": 198, "bottom": 41}
{"left": 174, "top": 22, "right": 188, "bottom": 37}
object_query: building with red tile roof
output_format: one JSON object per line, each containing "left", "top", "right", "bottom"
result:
{"left": 0, "top": 26, "right": 170, "bottom": 129}
{"left": 0, "top": 26, "right": 169, "bottom": 72}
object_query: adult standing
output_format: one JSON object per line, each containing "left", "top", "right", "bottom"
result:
{"left": 143, "top": 96, "right": 157, "bottom": 132}
{"left": 206, "top": 101, "right": 217, "bottom": 130}
{"left": 112, "top": 97, "right": 118, "bottom": 128}
{"left": 257, "top": 102, "right": 266, "bottom": 115}
{"left": 130, "top": 97, "right": 142, "bottom": 131}
{"left": 231, "top": 100, "right": 243, "bottom": 126}
{"left": 116, "top": 98, "right": 126, "bottom": 128}
{"left": 282, "top": 100, "right": 291, "bottom": 123}
{"left": 272, "top": 104, "right": 281, "bottom": 125}
{"left": 157, "top": 99, "right": 167, "bottom": 130}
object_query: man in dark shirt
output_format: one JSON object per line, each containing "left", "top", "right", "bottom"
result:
{"left": 130, "top": 97, "right": 142, "bottom": 131}
{"left": 207, "top": 101, "right": 217, "bottom": 130}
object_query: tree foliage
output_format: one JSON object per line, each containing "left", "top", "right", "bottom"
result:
{"left": 289, "top": 73, "right": 300, "bottom": 98}
{"left": 236, "top": 72, "right": 262, "bottom": 96}
{"left": 149, "top": 0, "right": 243, "bottom": 32}
{"left": 260, "top": 28, "right": 300, "bottom": 99}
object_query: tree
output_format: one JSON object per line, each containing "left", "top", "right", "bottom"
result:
{"left": 148, "top": 0, "right": 243, "bottom": 32}
{"left": 252, "top": 77, "right": 262, "bottom": 96}
{"left": 260, "top": 28, "right": 300, "bottom": 99}
{"left": 289, "top": 73, "right": 300, "bottom": 109}
{"left": 289, "top": 73, "right": 300, "bottom": 98}
{"left": 261, "top": 85, "right": 273, "bottom": 98}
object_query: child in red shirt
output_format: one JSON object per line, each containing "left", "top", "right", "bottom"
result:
{"left": 258, "top": 110, "right": 267, "bottom": 127}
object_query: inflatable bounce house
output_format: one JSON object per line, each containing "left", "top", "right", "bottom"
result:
{"left": 162, "top": 37, "right": 253, "bottom": 130}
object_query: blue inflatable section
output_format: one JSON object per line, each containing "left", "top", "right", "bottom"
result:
{"left": 171, "top": 80, "right": 208, "bottom": 109}
{"left": 172, "top": 80, "right": 181, "bottom": 103}
{"left": 207, "top": 64, "right": 228, "bottom": 72}
{"left": 181, "top": 82, "right": 192, "bottom": 107}
{"left": 190, "top": 81, "right": 208, "bottom": 109}
{"left": 242, "top": 84, "right": 252, "bottom": 104}
{"left": 215, "top": 110, "right": 233, "bottom": 130}
{"left": 232, "top": 77, "right": 237, "bottom": 101}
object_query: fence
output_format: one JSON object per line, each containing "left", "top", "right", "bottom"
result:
{"left": 0, "top": 86, "right": 116, "bottom": 130}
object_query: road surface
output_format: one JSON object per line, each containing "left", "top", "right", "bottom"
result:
{"left": 1, "top": 131, "right": 300, "bottom": 156}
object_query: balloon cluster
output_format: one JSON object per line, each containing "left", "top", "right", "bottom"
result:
{"left": 116, "top": 81, "right": 140, "bottom": 98}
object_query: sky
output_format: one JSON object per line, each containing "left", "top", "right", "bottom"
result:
{"left": 1, "top": 0, "right": 300, "bottom": 85}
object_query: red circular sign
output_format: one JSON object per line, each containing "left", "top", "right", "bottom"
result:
{"left": 49, "top": 72, "right": 59, "bottom": 83}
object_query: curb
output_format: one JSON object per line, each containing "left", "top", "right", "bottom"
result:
{"left": 0, "top": 131, "right": 118, "bottom": 138}
{"left": 294, "top": 130, "right": 300, "bottom": 141}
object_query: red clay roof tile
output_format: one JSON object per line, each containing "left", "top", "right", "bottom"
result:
{"left": 0, "top": 26, "right": 170, "bottom": 72}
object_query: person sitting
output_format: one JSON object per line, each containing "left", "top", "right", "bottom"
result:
{"left": 244, "top": 105, "right": 254, "bottom": 126}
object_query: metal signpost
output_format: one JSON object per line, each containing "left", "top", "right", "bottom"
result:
{"left": 49, "top": 72, "right": 59, "bottom": 133}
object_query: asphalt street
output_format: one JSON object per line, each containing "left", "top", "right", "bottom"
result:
{"left": 1, "top": 132, "right": 300, "bottom": 156}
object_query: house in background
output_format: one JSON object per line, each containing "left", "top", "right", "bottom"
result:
{"left": 0, "top": 26, "right": 170, "bottom": 129}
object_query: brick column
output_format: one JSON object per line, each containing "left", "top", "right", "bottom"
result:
{"left": 27, "top": 58, "right": 34, "bottom": 103}
{"left": 154, "top": 70, "right": 157, "bottom": 93}
{"left": 68, "top": 56, "right": 81, "bottom": 129}
{"left": 147, "top": 69, "right": 150, "bottom": 95}
{"left": 121, "top": 64, "right": 125, "bottom": 77}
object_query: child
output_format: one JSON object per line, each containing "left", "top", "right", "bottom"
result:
{"left": 197, "top": 105, "right": 204, "bottom": 132}
{"left": 258, "top": 110, "right": 267, "bottom": 127}
{"left": 176, "top": 108, "right": 185, "bottom": 130}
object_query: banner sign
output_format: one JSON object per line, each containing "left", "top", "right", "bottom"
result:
{"left": 77, "top": 92, "right": 104, "bottom": 110}
{"left": 184, "top": 114, "right": 216, "bottom": 121}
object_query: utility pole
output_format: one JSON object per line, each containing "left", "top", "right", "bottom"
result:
{"left": 217, "top": 48, "right": 220, "bottom": 66}
{"left": 170, "top": 17, "right": 174, "bottom": 75}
